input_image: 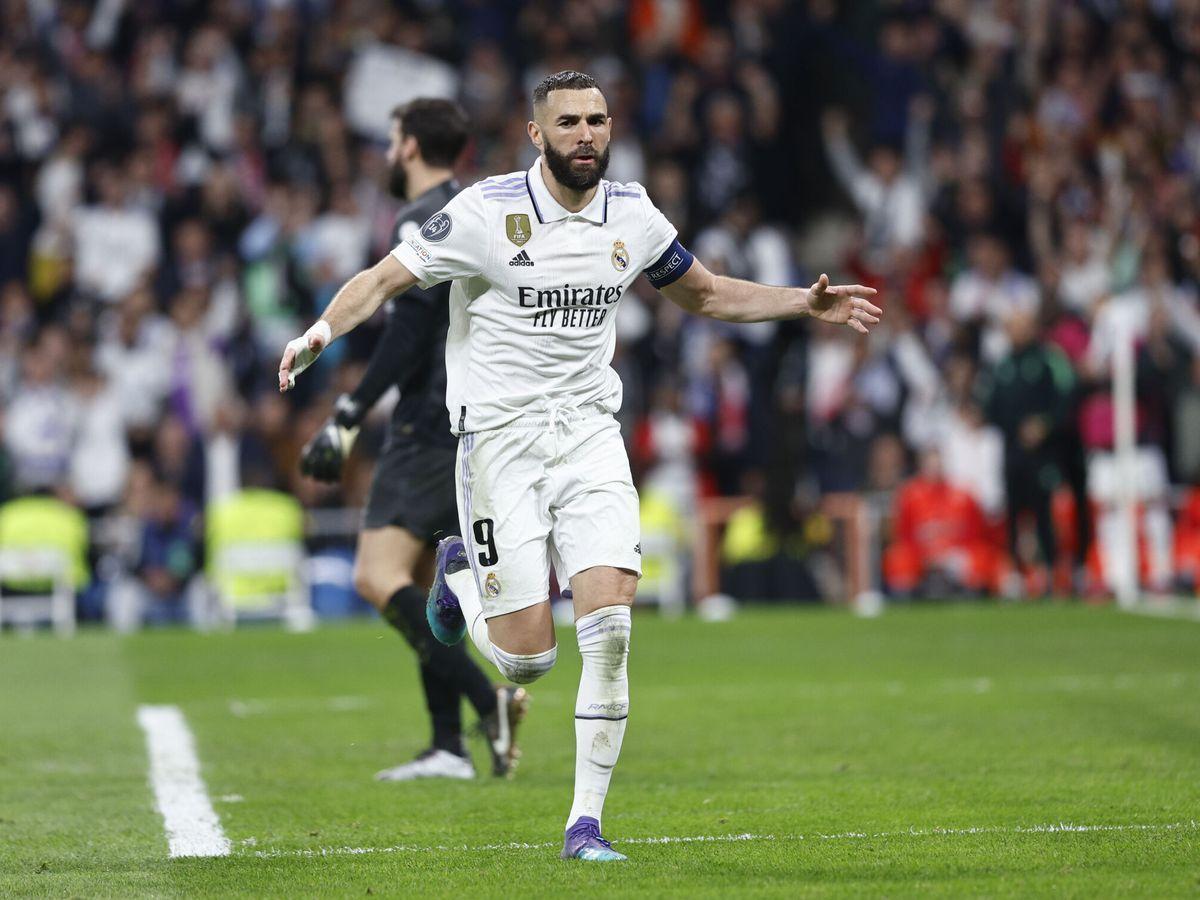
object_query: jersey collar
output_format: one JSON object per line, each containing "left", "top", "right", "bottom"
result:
{"left": 525, "top": 158, "right": 607, "bottom": 225}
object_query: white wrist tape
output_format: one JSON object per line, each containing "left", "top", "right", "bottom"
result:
{"left": 306, "top": 320, "right": 332, "bottom": 346}
{"left": 285, "top": 320, "right": 333, "bottom": 388}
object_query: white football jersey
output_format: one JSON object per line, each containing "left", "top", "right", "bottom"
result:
{"left": 391, "top": 159, "right": 692, "bottom": 433}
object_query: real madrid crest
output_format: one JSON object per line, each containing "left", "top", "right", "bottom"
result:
{"left": 506, "top": 213, "right": 532, "bottom": 247}
{"left": 485, "top": 572, "right": 501, "bottom": 598}
{"left": 611, "top": 240, "right": 630, "bottom": 271}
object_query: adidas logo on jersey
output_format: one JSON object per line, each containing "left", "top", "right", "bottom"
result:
{"left": 508, "top": 250, "right": 535, "bottom": 267}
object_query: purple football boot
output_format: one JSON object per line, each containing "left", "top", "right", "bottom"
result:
{"left": 560, "top": 817, "right": 627, "bottom": 862}
{"left": 426, "top": 536, "right": 468, "bottom": 645}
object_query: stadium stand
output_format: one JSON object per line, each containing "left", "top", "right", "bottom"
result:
{"left": 2, "top": 2, "right": 1200, "bottom": 626}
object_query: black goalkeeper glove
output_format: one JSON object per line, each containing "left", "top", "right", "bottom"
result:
{"left": 299, "top": 395, "right": 363, "bottom": 482}
{"left": 331, "top": 393, "right": 365, "bottom": 430}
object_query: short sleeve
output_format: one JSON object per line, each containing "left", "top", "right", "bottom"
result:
{"left": 391, "top": 187, "right": 488, "bottom": 288}
{"left": 640, "top": 191, "right": 695, "bottom": 289}
{"left": 641, "top": 191, "right": 678, "bottom": 266}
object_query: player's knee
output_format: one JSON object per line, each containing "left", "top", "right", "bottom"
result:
{"left": 574, "top": 606, "right": 630, "bottom": 722}
{"left": 491, "top": 643, "right": 557, "bottom": 684}
{"left": 351, "top": 568, "right": 383, "bottom": 606}
{"left": 352, "top": 565, "right": 409, "bottom": 609}
{"left": 576, "top": 605, "right": 631, "bottom": 679}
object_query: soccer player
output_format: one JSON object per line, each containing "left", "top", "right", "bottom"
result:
{"left": 298, "top": 99, "right": 527, "bottom": 781}
{"left": 279, "top": 71, "right": 881, "bottom": 860}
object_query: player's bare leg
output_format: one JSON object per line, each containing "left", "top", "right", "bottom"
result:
{"left": 359, "top": 528, "right": 524, "bottom": 779}
{"left": 434, "top": 537, "right": 559, "bottom": 681}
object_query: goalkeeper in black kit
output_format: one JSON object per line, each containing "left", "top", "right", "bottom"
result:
{"left": 300, "top": 99, "right": 528, "bottom": 781}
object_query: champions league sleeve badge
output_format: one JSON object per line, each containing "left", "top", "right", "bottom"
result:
{"left": 420, "top": 211, "right": 453, "bottom": 242}
{"left": 611, "top": 240, "right": 630, "bottom": 271}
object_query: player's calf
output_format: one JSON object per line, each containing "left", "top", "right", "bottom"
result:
{"left": 563, "top": 604, "right": 631, "bottom": 859}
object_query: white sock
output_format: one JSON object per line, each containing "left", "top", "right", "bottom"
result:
{"left": 567, "top": 605, "right": 631, "bottom": 831}
{"left": 1144, "top": 504, "right": 1173, "bottom": 588}
{"left": 490, "top": 643, "right": 557, "bottom": 684}
{"left": 445, "top": 567, "right": 497, "bottom": 667}
{"left": 1098, "top": 509, "right": 1123, "bottom": 591}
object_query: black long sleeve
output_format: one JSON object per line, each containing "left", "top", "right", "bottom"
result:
{"left": 343, "top": 177, "right": 459, "bottom": 446}
{"left": 350, "top": 283, "right": 444, "bottom": 417}
{"left": 348, "top": 284, "right": 447, "bottom": 418}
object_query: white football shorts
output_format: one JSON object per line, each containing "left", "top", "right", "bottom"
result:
{"left": 455, "top": 406, "right": 642, "bottom": 618}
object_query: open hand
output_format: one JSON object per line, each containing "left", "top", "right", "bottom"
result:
{"left": 278, "top": 322, "right": 331, "bottom": 392}
{"left": 807, "top": 274, "right": 882, "bottom": 335}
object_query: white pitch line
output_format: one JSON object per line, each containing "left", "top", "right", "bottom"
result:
{"left": 810, "top": 820, "right": 1200, "bottom": 841}
{"left": 1120, "top": 601, "right": 1200, "bottom": 623}
{"left": 248, "top": 832, "right": 773, "bottom": 859}
{"left": 246, "top": 820, "right": 1198, "bottom": 860}
{"left": 228, "top": 695, "right": 373, "bottom": 718}
{"left": 137, "top": 704, "right": 231, "bottom": 858}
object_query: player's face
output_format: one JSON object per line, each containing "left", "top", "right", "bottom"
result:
{"left": 386, "top": 118, "right": 407, "bottom": 198}
{"left": 531, "top": 88, "right": 612, "bottom": 192}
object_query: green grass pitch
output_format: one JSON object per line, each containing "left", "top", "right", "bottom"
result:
{"left": 2, "top": 604, "right": 1198, "bottom": 897}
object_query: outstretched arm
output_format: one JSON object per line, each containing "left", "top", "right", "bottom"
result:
{"left": 278, "top": 254, "right": 418, "bottom": 392}
{"left": 821, "top": 109, "right": 875, "bottom": 211}
{"left": 659, "top": 257, "right": 881, "bottom": 333}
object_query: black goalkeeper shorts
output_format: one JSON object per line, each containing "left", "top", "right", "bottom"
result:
{"left": 362, "top": 439, "right": 459, "bottom": 542}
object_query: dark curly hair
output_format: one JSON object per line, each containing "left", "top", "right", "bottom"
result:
{"left": 390, "top": 98, "right": 469, "bottom": 168}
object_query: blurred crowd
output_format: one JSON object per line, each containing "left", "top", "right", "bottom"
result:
{"left": 3, "top": 0, "right": 1200, "bottom": 621}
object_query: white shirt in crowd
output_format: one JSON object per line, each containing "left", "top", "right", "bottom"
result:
{"left": 1087, "top": 283, "right": 1200, "bottom": 370}
{"left": 949, "top": 267, "right": 1040, "bottom": 362}
{"left": 6, "top": 385, "right": 76, "bottom": 491}
{"left": 392, "top": 160, "right": 682, "bottom": 433}
{"left": 940, "top": 412, "right": 1005, "bottom": 518}
{"left": 69, "top": 383, "right": 130, "bottom": 509}
{"left": 95, "top": 316, "right": 173, "bottom": 430}
{"left": 35, "top": 151, "right": 83, "bottom": 225}
{"left": 1059, "top": 251, "right": 1111, "bottom": 315}
{"left": 72, "top": 204, "right": 160, "bottom": 302}
{"left": 175, "top": 50, "right": 241, "bottom": 152}
{"left": 301, "top": 211, "right": 371, "bottom": 284}
{"left": 822, "top": 131, "right": 925, "bottom": 255}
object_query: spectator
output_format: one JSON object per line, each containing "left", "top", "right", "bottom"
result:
{"left": 821, "top": 99, "right": 931, "bottom": 271}
{"left": 66, "top": 357, "right": 128, "bottom": 514}
{"left": 136, "top": 476, "right": 201, "bottom": 625}
{"left": 5, "top": 333, "right": 75, "bottom": 493}
{"left": 633, "top": 379, "right": 709, "bottom": 518}
{"left": 980, "top": 310, "right": 1075, "bottom": 590}
{"left": 950, "top": 233, "right": 1039, "bottom": 364}
{"left": 94, "top": 287, "right": 172, "bottom": 448}
{"left": 884, "top": 447, "right": 1000, "bottom": 596}
{"left": 4, "top": 1, "right": 1200, "bottom": 611}
{"left": 941, "top": 398, "right": 1005, "bottom": 524}
{"left": 152, "top": 414, "right": 206, "bottom": 513}
{"left": 688, "top": 336, "right": 751, "bottom": 495}
{"left": 71, "top": 161, "right": 160, "bottom": 303}
{"left": 162, "top": 287, "right": 233, "bottom": 435}
{"left": 0, "top": 184, "right": 33, "bottom": 287}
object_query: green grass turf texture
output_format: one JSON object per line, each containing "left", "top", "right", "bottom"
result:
{"left": 1, "top": 604, "right": 1198, "bottom": 897}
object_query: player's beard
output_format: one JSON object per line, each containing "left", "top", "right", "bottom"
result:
{"left": 543, "top": 142, "right": 610, "bottom": 192}
{"left": 388, "top": 162, "right": 407, "bottom": 200}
